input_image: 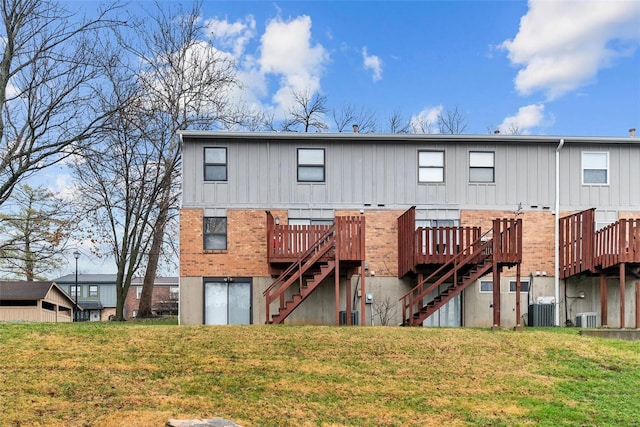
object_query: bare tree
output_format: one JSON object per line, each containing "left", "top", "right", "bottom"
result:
{"left": 410, "top": 115, "right": 435, "bottom": 134}
{"left": 0, "top": 184, "right": 75, "bottom": 280}
{"left": 284, "top": 89, "right": 328, "bottom": 132}
{"left": 437, "top": 106, "right": 468, "bottom": 134}
{"left": 332, "top": 104, "right": 377, "bottom": 133}
{"left": 93, "top": 2, "right": 241, "bottom": 319}
{"left": 373, "top": 296, "right": 397, "bottom": 326}
{"left": 387, "top": 110, "right": 411, "bottom": 134}
{"left": 0, "top": 0, "right": 122, "bottom": 208}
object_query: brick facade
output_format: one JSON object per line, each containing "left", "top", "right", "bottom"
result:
{"left": 461, "top": 209, "right": 555, "bottom": 276}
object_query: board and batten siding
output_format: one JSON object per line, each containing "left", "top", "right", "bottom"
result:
{"left": 182, "top": 136, "right": 638, "bottom": 214}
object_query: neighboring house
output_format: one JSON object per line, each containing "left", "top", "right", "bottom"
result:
{"left": 125, "top": 277, "right": 179, "bottom": 318}
{"left": 0, "top": 281, "right": 75, "bottom": 322}
{"left": 53, "top": 274, "right": 117, "bottom": 321}
{"left": 178, "top": 131, "right": 640, "bottom": 328}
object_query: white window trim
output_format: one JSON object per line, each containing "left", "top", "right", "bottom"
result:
{"left": 581, "top": 151, "right": 609, "bottom": 186}
{"left": 479, "top": 280, "right": 493, "bottom": 293}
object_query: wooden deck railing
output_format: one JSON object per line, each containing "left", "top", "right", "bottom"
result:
{"left": 492, "top": 218, "right": 523, "bottom": 264}
{"left": 595, "top": 218, "right": 640, "bottom": 269}
{"left": 559, "top": 209, "right": 596, "bottom": 279}
{"left": 266, "top": 212, "right": 365, "bottom": 263}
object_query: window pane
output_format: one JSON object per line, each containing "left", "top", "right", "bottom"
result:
{"left": 419, "top": 151, "right": 443, "bottom": 167}
{"left": 583, "top": 152, "right": 607, "bottom": 169}
{"left": 204, "top": 234, "right": 227, "bottom": 250}
{"left": 204, "top": 217, "right": 227, "bottom": 233}
{"left": 470, "top": 152, "right": 494, "bottom": 167}
{"left": 419, "top": 168, "right": 443, "bottom": 182}
{"left": 205, "top": 165, "right": 227, "bottom": 181}
{"left": 205, "top": 148, "right": 226, "bottom": 163}
{"left": 584, "top": 169, "right": 607, "bottom": 184}
{"left": 298, "top": 166, "right": 324, "bottom": 181}
{"left": 298, "top": 149, "right": 324, "bottom": 165}
{"left": 509, "top": 281, "right": 530, "bottom": 292}
{"left": 470, "top": 167, "right": 494, "bottom": 183}
{"left": 480, "top": 281, "right": 493, "bottom": 292}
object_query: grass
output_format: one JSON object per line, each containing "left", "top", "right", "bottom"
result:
{"left": 1, "top": 323, "right": 639, "bottom": 427}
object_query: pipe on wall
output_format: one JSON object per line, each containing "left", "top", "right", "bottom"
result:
{"left": 554, "top": 138, "right": 565, "bottom": 327}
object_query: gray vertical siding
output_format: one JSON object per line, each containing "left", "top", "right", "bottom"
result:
{"left": 182, "top": 134, "right": 638, "bottom": 213}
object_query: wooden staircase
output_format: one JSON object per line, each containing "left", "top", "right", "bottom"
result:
{"left": 264, "top": 226, "right": 336, "bottom": 324}
{"left": 401, "top": 218, "right": 522, "bottom": 327}
{"left": 401, "top": 238, "right": 492, "bottom": 326}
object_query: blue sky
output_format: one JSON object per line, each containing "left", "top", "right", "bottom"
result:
{"left": 50, "top": 0, "right": 640, "bottom": 275}
{"left": 190, "top": 0, "right": 640, "bottom": 136}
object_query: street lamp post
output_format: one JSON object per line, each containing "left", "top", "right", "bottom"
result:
{"left": 73, "top": 250, "right": 80, "bottom": 322}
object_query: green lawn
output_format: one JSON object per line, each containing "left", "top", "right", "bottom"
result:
{"left": 1, "top": 322, "right": 639, "bottom": 426}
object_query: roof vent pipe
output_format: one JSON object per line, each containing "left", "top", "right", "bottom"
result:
{"left": 352, "top": 124, "right": 359, "bottom": 133}
{"left": 630, "top": 128, "right": 636, "bottom": 137}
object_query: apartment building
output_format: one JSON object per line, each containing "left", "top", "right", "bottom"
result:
{"left": 179, "top": 131, "right": 639, "bottom": 328}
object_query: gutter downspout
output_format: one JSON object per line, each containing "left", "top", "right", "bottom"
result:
{"left": 554, "top": 138, "right": 565, "bottom": 327}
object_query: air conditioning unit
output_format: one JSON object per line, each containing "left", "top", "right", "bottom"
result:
{"left": 339, "top": 311, "right": 359, "bottom": 326}
{"left": 528, "top": 303, "right": 554, "bottom": 327}
{"left": 536, "top": 296, "right": 556, "bottom": 304}
{"left": 575, "top": 312, "right": 598, "bottom": 328}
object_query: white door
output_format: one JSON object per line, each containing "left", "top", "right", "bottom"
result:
{"left": 204, "top": 280, "right": 251, "bottom": 325}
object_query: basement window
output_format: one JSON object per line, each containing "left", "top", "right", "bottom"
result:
{"left": 509, "top": 281, "right": 530, "bottom": 293}
{"left": 479, "top": 280, "right": 493, "bottom": 293}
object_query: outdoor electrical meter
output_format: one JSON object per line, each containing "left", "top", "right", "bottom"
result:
{"left": 365, "top": 293, "right": 374, "bottom": 304}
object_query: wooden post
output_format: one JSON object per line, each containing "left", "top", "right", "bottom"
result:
{"left": 620, "top": 262, "right": 626, "bottom": 329}
{"left": 514, "top": 263, "right": 522, "bottom": 330}
{"left": 360, "top": 266, "right": 366, "bottom": 326}
{"left": 600, "top": 273, "right": 608, "bottom": 327}
{"left": 345, "top": 270, "right": 352, "bottom": 325}
{"left": 635, "top": 280, "right": 640, "bottom": 330}
{"left": 492, "top": 263, "right": 501, "bottom": 328}
{"left": 335, "top": 225, "right": 341, "bottom": 326}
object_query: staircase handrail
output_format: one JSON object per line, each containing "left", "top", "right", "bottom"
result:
{"left": 263, "top": 224, "right": 336, "bottom": 299}
{"left": 400, "top": 228, "right": 493, "bottom": 323}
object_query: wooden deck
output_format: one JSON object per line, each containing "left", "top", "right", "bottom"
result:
{"left": 266, "top": 212, "right": 365, "bottom": 265}
{"left": 560, "top": 209, "right": 640, "bottom": 279}
{"left": 398, "top": 207, "right": 521, "bottom": 277}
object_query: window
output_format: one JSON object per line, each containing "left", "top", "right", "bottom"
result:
{"left": 297, "top": 148, "right": 325, "bottom": 182}
{"left": 136, "top": 286, "right": 142, "bottom": 299}
{"left": 288, "top": 219, "right": 334, "bottom": 227}
{"left": 70, "top": 286, "right": 81, "bottom": 298}
{"left": 204, "top": 147, "right": 227, "bottom": 181}
{"left": 582, "top": 152, "right": 608, "bottom": 185}
{"left": 170, "top": 286, "right": 179, "bottom": 300}
{"left": 509, "top": 281, "right": 530, "bottom": 293}
{"left": 418, "top": 151, "right": 444, "bottom": 182}
{"left": 204, "top": 217, "right": 227, "bottom": 250}
{"left": 469, "top": 151, "right": 495, "bottom": 183}
{"left": 480, "top": 281, "right": 493, "bottom": 293}
{"left": 89, "top": 285, "right": 98, "bottom": 297}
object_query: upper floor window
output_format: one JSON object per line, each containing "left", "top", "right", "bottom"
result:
{"left": 204, "top": 147, "right": 227, "bottom": 181}
{"left": 204, "top": 217, "right": 227, "bottom": 250}
{"left": 89, "top": 285, "right": 98, "bottom": 297}
{"left": 70, "top": 285, "right": 81, "bottom": 298}
{"left": 469, "top": 151, "right": 495, "bottom": 183}
{"left": 582, "top": 152, "right": 608, "bottom": 185}
{"left": 297, "top": 148, "right": 325, "bottom": 182}
{"left": 418, "top": 150, "right": 444, "bottom": 182}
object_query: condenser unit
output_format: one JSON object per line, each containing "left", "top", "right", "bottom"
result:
{"left": 575, "top": 312, "right": 598, "bottom": 328}
{"left": 528, "top": 303, "right": 554, "bottom": 327}
{"left": 339, "top": 311, "right": 359, "bottom": 326}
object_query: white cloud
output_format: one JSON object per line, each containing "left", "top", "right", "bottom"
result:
{"left": 362, "top": 47, "right": 382, "bottom": 81}
{"left": 259, "top": 15, "right": 329, "bottom": 112}
{"left": 205, "top": 16, "right": 256, "bottom": 58}
{"left": 410, "top": 106, "right": 442, "bottom": 133}
{"left": 501, "top": 0, "right": 640, "bottom": 100}
{"left": 498, "top": 104, "right": 550, "bottom": 134}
